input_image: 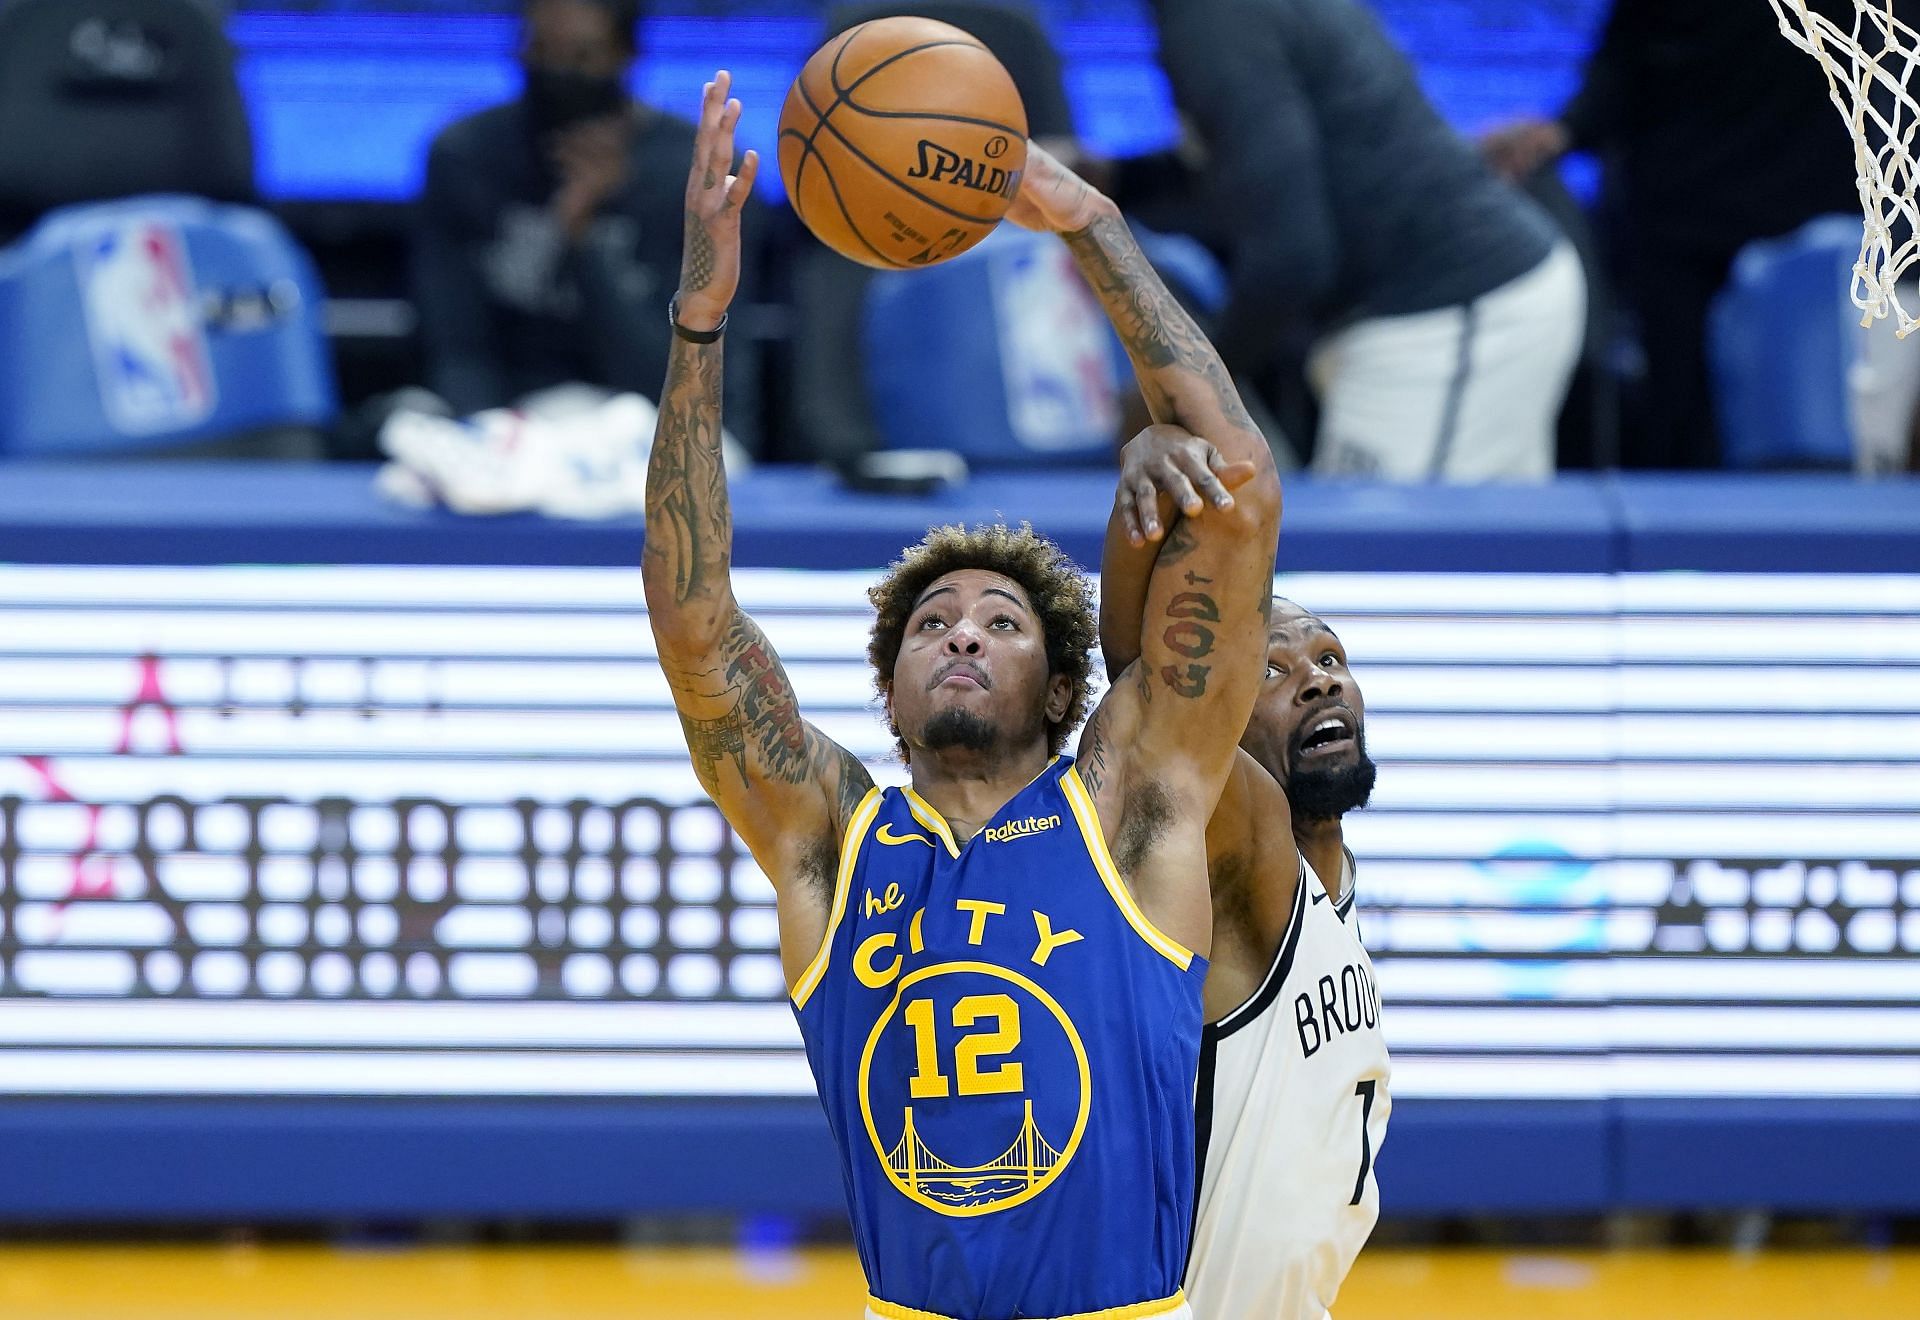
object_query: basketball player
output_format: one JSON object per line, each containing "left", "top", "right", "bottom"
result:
{"left": 643, "top": 73, "right": 1280, "bottom": 1320}
{"left": 1104, "top": 426, "right": 1391, "bottom": 1320}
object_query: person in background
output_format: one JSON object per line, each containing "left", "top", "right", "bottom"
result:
{"left": 1480, "top": 0, "right": 1861, "bottom": 471}
{"left": 1149, "top": 0, "right": 1585, "bottom": 483}
{"left": 414, "top": 0, "right": 761, "bottom": 449}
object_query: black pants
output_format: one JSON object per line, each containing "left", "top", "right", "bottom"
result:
{"left": 1617, "top": 239, "right": 1740, "bottom": 471}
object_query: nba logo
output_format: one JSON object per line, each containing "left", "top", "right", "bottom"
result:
{"left": 989, "top": 233, "right": 1121, "bottom": 454}
{"left": 74, "top": 219, "right": 217, "bottom": 434}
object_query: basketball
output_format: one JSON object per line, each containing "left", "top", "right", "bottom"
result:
{"left": 777, "top": 16, "right": 1029, "bottom": 270}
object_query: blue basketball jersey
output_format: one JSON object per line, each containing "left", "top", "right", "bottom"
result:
{"left": 792, "top": 756, "right": 1207, "bottom": 1320}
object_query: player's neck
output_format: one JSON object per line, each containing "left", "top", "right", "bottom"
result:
{"left": 907, "top": 742, "right": 1055, "bottom": 843}
{"left": 1293, "top": 814, "right": 1346, "bottom": 903}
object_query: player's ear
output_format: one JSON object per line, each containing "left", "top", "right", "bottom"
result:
{"left": 1044, "top": 673, "right": 1072, "bottom": 726}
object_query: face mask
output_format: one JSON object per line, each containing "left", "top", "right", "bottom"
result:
{"left": 523, "top": 66, "right": 628, "bottom": 134}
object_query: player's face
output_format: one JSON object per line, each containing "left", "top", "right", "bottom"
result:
{"left": 889, "top": 570, "right": 1064, "bottom": 761}
{"left": 1242, "top": 607, "right": 1373, "bottom": 807}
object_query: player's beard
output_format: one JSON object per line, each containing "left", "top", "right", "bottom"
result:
{"left": 1286, "top": 733, "right": 1378, "bottom": 820}
{"left": 921, "top": 707, "right": 999, "bottom": 754}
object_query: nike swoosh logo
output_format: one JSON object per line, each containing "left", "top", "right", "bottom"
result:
{"left": 876, "top": 823, "right": 935, "bottom": 847}
{"left": 1311, "top": 888, "right": 1330, "bottom": 904}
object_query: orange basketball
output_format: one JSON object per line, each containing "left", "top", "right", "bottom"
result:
{"left": 777, "top": 16, "right": 1029, "bottom": 270}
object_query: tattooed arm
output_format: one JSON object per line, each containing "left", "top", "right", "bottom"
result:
{"left": 1098, "top": 425, "right": 1303, "bottom": 987}
{"left": 643, "top": 73, "right": 872, "bottom": 988}
{"left": 1007, "top": 147, "right": 1281, "bottom": 955}
{"left": 1004, "top": 142, "right": 1275, "bottom": 477}
{"left": 1100, "top": 424, "right": 1259, "bottom": 679}
{"left": 1070, "top": 493, "right": 1280, "bottom": 956}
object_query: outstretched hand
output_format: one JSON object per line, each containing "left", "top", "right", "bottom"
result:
{"left": 1114, "top": 423, "right": 1260, "bottom": 546}
{"left": 677, "top": 70, "right": 759, "bottom": 330}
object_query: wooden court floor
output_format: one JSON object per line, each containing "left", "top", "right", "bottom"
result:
{"left": 1, "top": 1245, "right": 1915, "bottom": 1319}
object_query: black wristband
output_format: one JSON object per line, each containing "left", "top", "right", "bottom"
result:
{"left": 669, "top": 294, "right": 726, "bottom": 344}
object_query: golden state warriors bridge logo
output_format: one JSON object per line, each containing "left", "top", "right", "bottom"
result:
{"left": 859, "top": 961, "right": 1090, "bottom": 1217}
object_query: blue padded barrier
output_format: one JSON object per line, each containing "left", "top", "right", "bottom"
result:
{"left": 1374, "top": 1101, "right": 1611, "bottom": 1215}
{"left": 9, "top": 467, "right": 1918, "bottom": 573}
{"left": 10, "top": 466, "right": 1920, "bottom": 572}
{"left": 0, "top": 1100, "right": 847, "bottom": 1221}
{"left": 1613, "top": 473, "right": 1920, "bottom": 572}
{"left": 0, "top": 1098, "right": 1609, "bottom": 1222}
{"left": 11, "top": 1098, "right": 1915, "bottom": 1221}
{"left": 0, "top": 463, "right": 1624, "bottom": 571}
{"left": 1616, "top": 1100, "right": 1920, "bottom": 1213}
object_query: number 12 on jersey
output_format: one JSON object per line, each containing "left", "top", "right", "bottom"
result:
{"left": 907, "top": 994, "right": 1025, "bottom": 1098}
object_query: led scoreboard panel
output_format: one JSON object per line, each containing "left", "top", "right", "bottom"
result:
{"left": 1, "top": 567, "right": 1916, "bottom": 1101}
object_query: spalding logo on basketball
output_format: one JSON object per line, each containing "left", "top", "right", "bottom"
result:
{"left": 777, "top": 16, "right": 1030, "bottom": 270}
{"left": 904, "top": 140, "right": 1021, "bottom": 201}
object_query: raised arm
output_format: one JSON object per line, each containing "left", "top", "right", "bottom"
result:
{"left": 1007, "top": 143, "right": 1272, "bottom": 466}
{"left": 642, "top": 73, "right": 872, "bottom": 983}
{"left": 1006, "top": 151, "right": 1282, "bottom": 952}
{"left": 1102, "top": 435, "right": 1301, "bottom": 973}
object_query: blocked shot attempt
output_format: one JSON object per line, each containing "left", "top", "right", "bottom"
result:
{"left": 644, "top": 69, "right": 1280, "bottom": 1320}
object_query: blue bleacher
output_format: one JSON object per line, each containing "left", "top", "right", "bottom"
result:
{"left": 0, "top": 195, "right": 337, "bottom": 457}
{"left": 1710, "top": 215, "right": 1865, "bottom": 471}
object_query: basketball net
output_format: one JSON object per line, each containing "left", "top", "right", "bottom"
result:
{"left": 1771, "top": 0, "right": 1920, "bottom": 335}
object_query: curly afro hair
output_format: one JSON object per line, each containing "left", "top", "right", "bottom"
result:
{"left": 868, "top": 522, "right": 1098, "bottom": 762}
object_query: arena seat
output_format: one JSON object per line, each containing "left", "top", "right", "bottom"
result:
{"left": 789, "top": 2, "right": 1081, "bottom": 467}
{"left": 0, "top": 195, "right": 337, "bottom": 457}
{"left": 796, "top": 6, "right": 1227, "bottom": 466}
{"left": 0, "top": 0, "right": 254, "bottom": 242}
{"left": 1708, "top": 214, "right": 1863, "bottom": 470}
{"left": 861, "top": 224, "right": 1224, "bottom": 465}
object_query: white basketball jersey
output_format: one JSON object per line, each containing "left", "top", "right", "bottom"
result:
{"left": 1185, "top": 852, "right": 1392, "bottom": 1320}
